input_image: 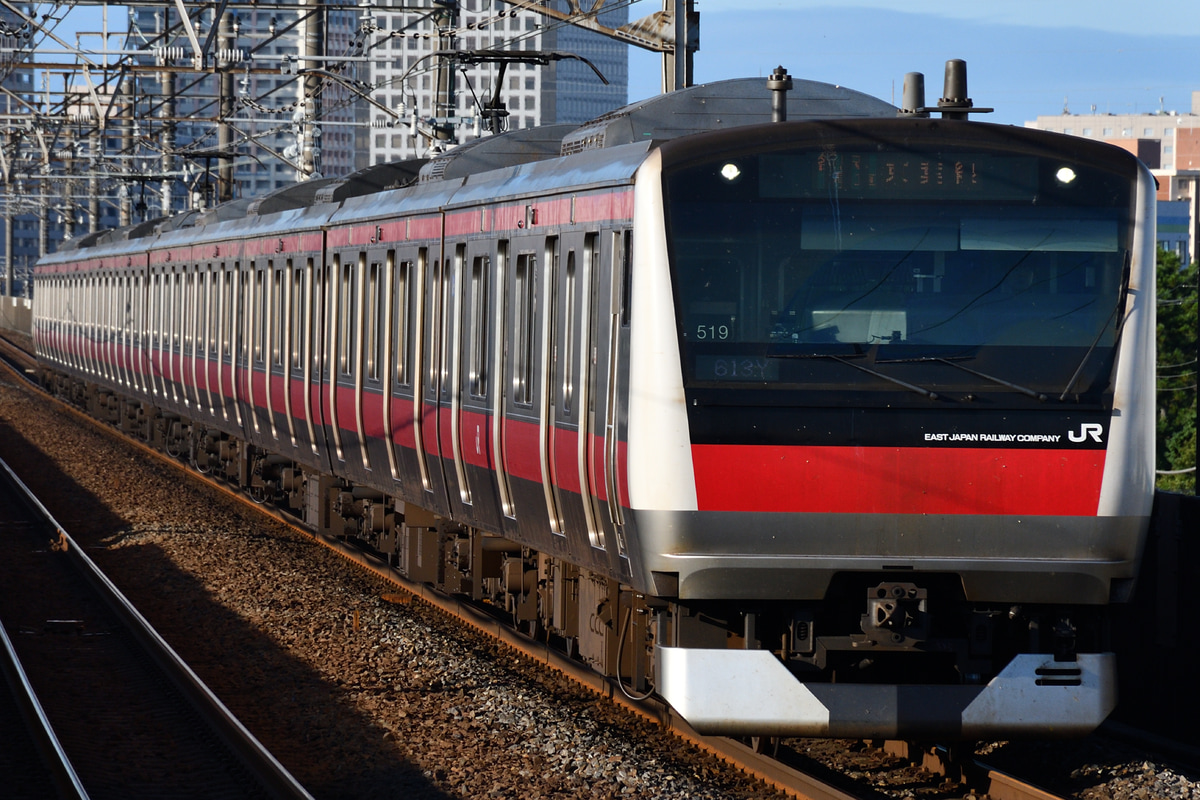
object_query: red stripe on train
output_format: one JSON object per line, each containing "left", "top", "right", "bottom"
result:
{"left": 690, "top": 444, "right": 1105, "bottom": 516}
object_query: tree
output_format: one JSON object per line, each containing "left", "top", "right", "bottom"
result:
{"left": 1155, "top": 248, "right": 1198, "bottom": 495}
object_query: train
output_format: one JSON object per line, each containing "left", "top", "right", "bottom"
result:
{"left": 31, "top": 64, "right": 1157, "bottom": 740}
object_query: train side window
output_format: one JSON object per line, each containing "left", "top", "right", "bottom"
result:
{"left": 514, "top": 252, "right": 536, "bottom": 406}
{"left": 394, "top": 257, "right": 412, "bottom": 386}
{"left": 468, "top": 253, "right": 490, "bottom": 399}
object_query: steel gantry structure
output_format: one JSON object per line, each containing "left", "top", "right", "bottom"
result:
{"left": 0, "top": 0, "right": 696, "bottom": 295}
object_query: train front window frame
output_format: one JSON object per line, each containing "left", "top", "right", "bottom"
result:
{"left": 662, "top": 125, "right": 1138, "bottom": 404}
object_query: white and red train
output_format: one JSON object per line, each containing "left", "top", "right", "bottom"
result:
{"left": 32, "top": 73, "right": 1157, "bottom": 739}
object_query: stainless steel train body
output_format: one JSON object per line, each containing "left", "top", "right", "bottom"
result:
{"left": 32, "top": 77, "right": 1157, "bottom": 739}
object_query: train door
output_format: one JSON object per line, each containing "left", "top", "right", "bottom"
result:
{"left": 456, "top": 239, "right": 499, "bottom": 525}
{"left": 167, "top": 268, "right": 182, "bottom": 408}
{"left": 489, "top": 241, "right": 516, "bottom": 521}
{"left": 237, "top": 262, "right": 257, "bottom": 438}
{"left": 415, "top": 244, "right": 453, "bottom": 516}
{"left": 548, "top": 233, "right": 592, "bottom": 555}
{"left": 539, "top": 236, "right": 567, "bottom": 539}
{"left": 294, "top": 257, "right": 322, "bottom": 461}
{"left": 498, "top": 235, "right": 574, "bottom": 544}
{"left": 322, "top": 253, "right": 348, "bottom": 465}
{"left": 220, "top": 265, "right": 242, "bottom": 428}
{"left": 591, "top": 230, "right": 631, "bottom": 568}
{"left": 444, "top": 241, "right": 474, "bottom": 518}
{"left": 282, "top": 259, "right": 302, "bottom": 456}
{"left": 184, "top": 268, "right": 199, "bottom": 412}
{"left": 197, "top": 267, "right": 213, "bottom": 415}
{"left": 360, "top": 248, "right": 391, "bottom": 478}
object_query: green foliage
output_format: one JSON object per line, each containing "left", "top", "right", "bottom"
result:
{"left": 1156, "top": 249, "right": 1198, "bottom": 495}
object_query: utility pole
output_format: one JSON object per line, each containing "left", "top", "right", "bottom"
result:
{"left": 218, "top": 9, "right": 236, "bottom": 202}
{"left": 664, "top": 0, "right": 698, "bottom": 92}
{"left": 159, "top": 7, "right": 177, "bottom": 217}
{"left": 298, "top": 0, "right": 325, "bottom": 179}
{"left": 432, "top": 0, "right": 456, "bottom": 147}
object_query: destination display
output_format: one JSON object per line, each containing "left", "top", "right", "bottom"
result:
{"left": 759, "top": 150, "right": 1042, "bottom": 201}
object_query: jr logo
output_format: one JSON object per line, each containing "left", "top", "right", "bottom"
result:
{"left": 1068, "top": 423, "right": 1105, "bottom": 443}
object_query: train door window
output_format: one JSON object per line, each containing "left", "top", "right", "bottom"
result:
{"left": 291, "top": 264, "right": 303, "bottom": 370}
{"left": 367, "top": 259, "right": 382, "bottom": 381}
{"left": 185, "top": 271, "right": 195, "bottom": 360}
{"left": 339, "top": 256, "right": 355, "bottom": 376}
{"left": 513, "top": 252, "right": 536, "bottom": 406}
{"left": 219, "top": 269, "right": 230, "bottom": 358}
{"left": 250, "top": 264, "right": 262, "bottom": 364}
{"left": 393, "top": 256, "right": 412, "bottom": 387}
{"left": 204, "top": 268, "right": 216, "bottom": 415}
{"left": 272, "top": 265, "right": 284, "bottom": 367}
{"left": 618, "top": 229, "right": 631, "bottom": 328}
{"left": 173, "top": 271, "right": 183, "bottom": 354}
{"left": 425, "top": 255, "right": 443, "bottom": 391}
{"left": 562, "top": 248, "right": 577, "bottom": 415}
{"left": 468, "top": 253, "right": 490, "bottom": 399}
{"left": 241, "top": 264, "right": 253, "bottom": 366}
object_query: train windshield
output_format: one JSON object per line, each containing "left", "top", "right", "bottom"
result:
{"left": 663, "top": 129, "right": 1136, "bottom": 403}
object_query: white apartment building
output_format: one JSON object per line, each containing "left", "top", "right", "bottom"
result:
{"left": 365, "top": 0, "right": 628, "bottom": 164}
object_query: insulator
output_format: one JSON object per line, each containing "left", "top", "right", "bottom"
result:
{"left": 156, "top": 46, "right": 187, "bottom": 63}
{"left": 217, "top": 48, "right": 246, "bottom": 64}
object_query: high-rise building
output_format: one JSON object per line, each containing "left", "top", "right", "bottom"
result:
{"left": 129, "top": 2, "right": 366, "bottom": 208}
{"left": 365, "top": 0, "right": 628, "bottom": 164}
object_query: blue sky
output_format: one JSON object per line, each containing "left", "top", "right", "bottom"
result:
{"left": 628, "top": 0, "right": 1200, "bottom": 125}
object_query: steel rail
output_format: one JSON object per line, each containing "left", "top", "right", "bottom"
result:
{"left": 0, "top": 449, "right": 316, "bottom": 800}
{"left": 0, "top": 596, "right": 89, "bottom": 800}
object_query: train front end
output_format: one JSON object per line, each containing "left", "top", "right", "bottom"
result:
{"left": 627, "top": 119, "right": 1155, "bottom": 738}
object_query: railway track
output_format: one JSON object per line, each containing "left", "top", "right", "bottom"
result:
{"left": 0, "top": 452, "right": 314, "bottom": 800}
{"left": 0, "top": 330, "right": 1169, "bottom": 800}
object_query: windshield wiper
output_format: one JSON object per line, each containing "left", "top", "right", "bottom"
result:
{"left": 768, "top": 352, "right": 940, "bottom": 400}
{"left": 879, "top": 356, "right": 1049, "bottom": 402}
